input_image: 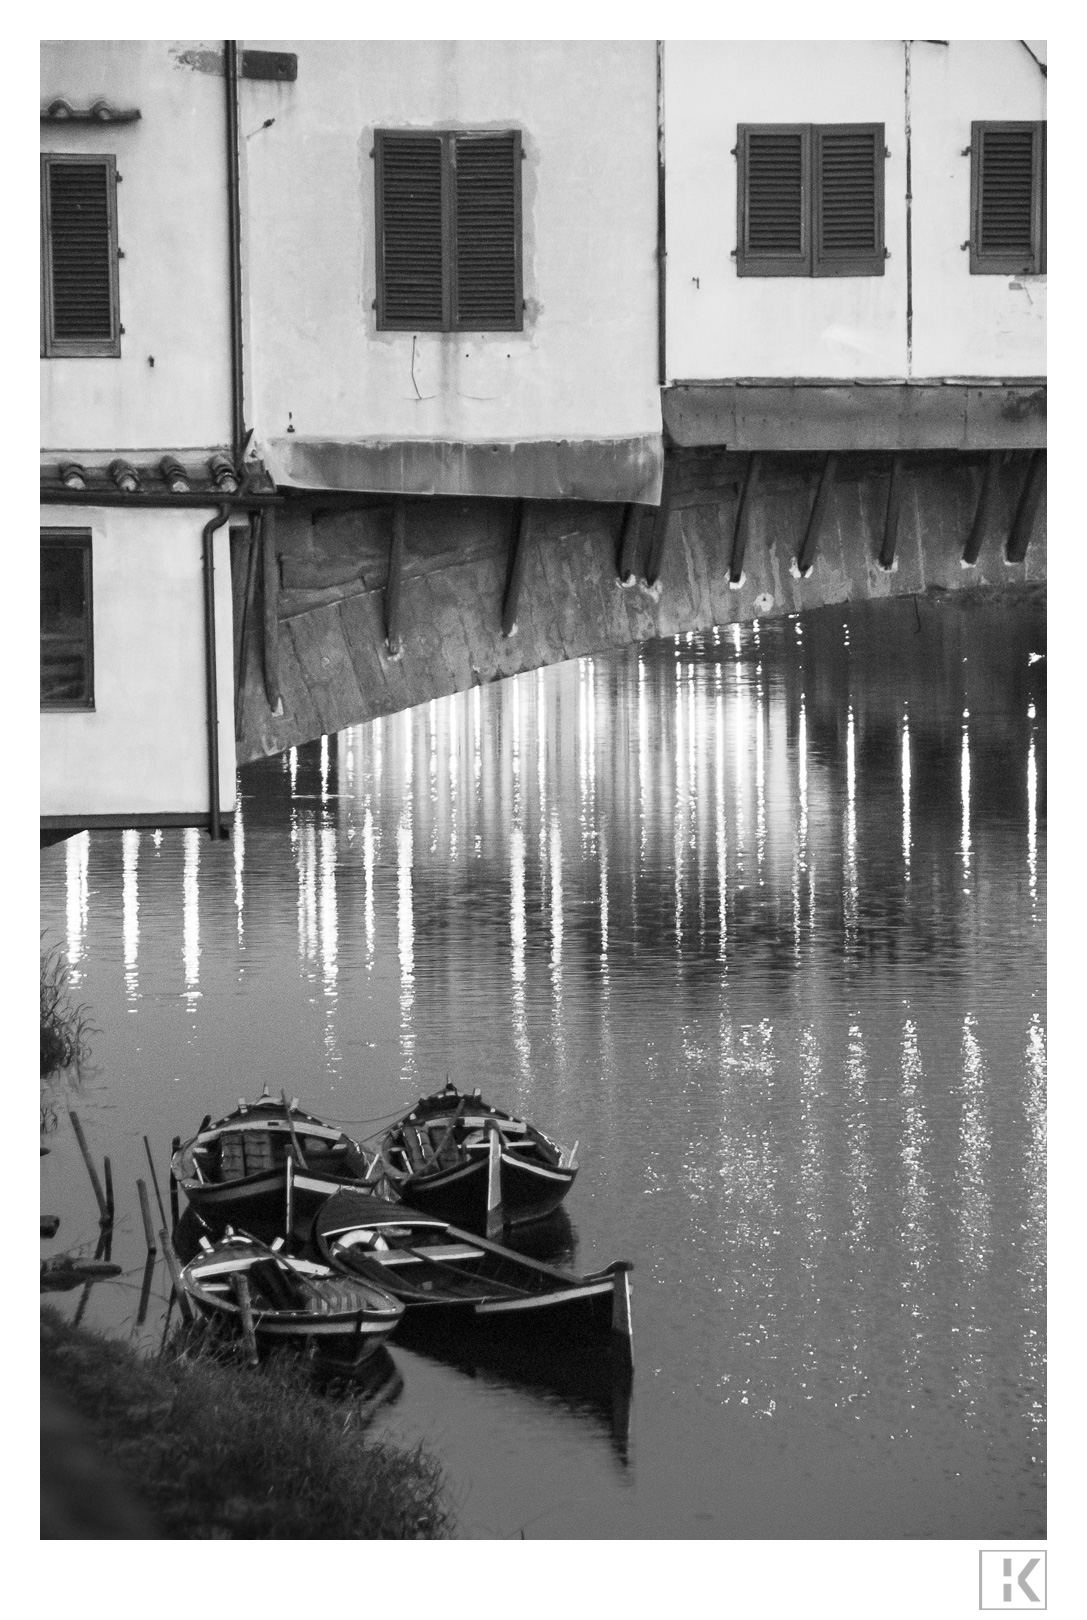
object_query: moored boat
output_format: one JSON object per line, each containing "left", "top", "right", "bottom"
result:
{"left": 180, "top": 1229, "right": 404, "bottom": 1366}
{"left": 313, "top": 1189, "right": 633, "bottom": 1369}
{"left": 171, "top": 1089, "right": 374, "bottom": 1235}
{"left": 378, "top": 1082, "right": 578, "bottom": 1235}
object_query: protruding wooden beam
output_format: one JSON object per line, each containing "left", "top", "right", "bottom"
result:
{"left": 502, "top": 500, "right": 531, "bottom": 636}
{"left": 963, "top": 451, "right": 999, "bottom": 565}
{"left": 261, "top": 506, "right": 281, "bottom": 711}
{"left": 617, "top": 502, "right": 643, "bottom": 584}
{"left": 235, "top": 519, "right": 260, "bottom": 701}
{"left": 797, "top": 452, "right": 837, "bottom": 574}
{"left": 729, "top": 452, "right": 760, "bottom": 584}
{"left": 645, "top": 464, "right": 675, "bottom": 586}
{"left": 879, "top": 454, "right": 905, "bottom": 570}
{"left": 1006, "top": 449, "right": 1045, "bottom": 564}
{"left": 385, "top": 497, "right": 406, "bottom": 655}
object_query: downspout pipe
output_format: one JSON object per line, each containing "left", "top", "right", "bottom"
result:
{"left": 202, "top": 506, "right": 231, "bottom": 840}
{"left": 225, "top": 40, "right": 244, "bottom": 464}
{"left": 656, "top": 40, "right": 666, "bottom": 390}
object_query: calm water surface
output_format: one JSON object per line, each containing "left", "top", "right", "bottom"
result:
{"left": 40, "top": 593, "right": 1046, "bottom": 1539}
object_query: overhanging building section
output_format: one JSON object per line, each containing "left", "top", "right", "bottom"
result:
{"left": 662, "top": 381, "right": 1046, "bottom": 452}
{"left": 259, "top": 434, "right": 665, "bottom": 507}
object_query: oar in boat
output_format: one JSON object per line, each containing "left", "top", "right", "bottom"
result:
{"left": 486, "top": 1120, "right": 504, "bottom": 1241}
{"left": 422, "top": 1096, "right": 467, "bottom": 1168}
{"left": 281, "top": 1090, "right": 309, "bottom": 1171}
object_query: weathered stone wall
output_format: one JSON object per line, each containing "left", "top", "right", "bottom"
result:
{"left": 235, "top": 449, "right": 1045, "bottom": 764}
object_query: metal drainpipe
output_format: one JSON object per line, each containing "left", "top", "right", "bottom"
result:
{"left": 202, "top": 507, "right": 231, "bottom": 840}
{"left": 225, "top": 40, "right": 244, "bottom": 462}
{"left": 656, "top": 40, "right": 666, "bottom": 388}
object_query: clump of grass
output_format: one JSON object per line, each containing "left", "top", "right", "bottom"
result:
{"left": 41, "top": 1307, "right": 454, "bottom": 1539}
{"left": 40, "top": 941, "right": 92, "bottom": 1082}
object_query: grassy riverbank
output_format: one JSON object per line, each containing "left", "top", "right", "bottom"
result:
{"left": 41, "top": 1307, "right": 454, "bottom": 1538}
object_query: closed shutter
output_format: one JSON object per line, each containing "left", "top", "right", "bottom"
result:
{"left": 41, "top": 154, "right": 120, "bottom": 356}
{"left": 971, "top": 122, "right": 1045, "bottom": 274}
{"left": 376, "top": 131, "right": 447, "bottom": 329}
{"left": 452, "top": 131, "right": 522, "bottom": 330}
{"left": 813, "top": 124, "right": 885, "bottom": 276}
{"left": 737, "top": 126, "right": 810, "bottom": 275}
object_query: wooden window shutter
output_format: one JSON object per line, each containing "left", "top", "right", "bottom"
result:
{"left": 452, "top": 131, "right": 522, "bottom": 330}
{"left": 375, "top": 131, "right": 448, "bottom": 329}
{"left": 737, "top": 125, "right": 811, "bottom": 276}
{"left": 971, "top": 122, "right": 1045, "bottom": 275}
{"left": 41, "top": 154, "right": 120, "bottom": 357}
{"left": 813, "top": 124, "right": 885, "bottom": 276}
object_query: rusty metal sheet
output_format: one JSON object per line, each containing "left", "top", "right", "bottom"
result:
{"left": 663, "top": 383, "right": 1046, "bottom": 452}
{"left": 259, "top": 434, "right": 665, "bottom": 507}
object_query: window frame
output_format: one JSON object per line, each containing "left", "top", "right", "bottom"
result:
{"left": 736, "top": 122, "right": 885, "bottom": 279}
{"left": 374, "top": 127, "right": 524, "bottom": 333}
{"left": 40, "top": 151, "right": 121, "bottom": 358}
{"left": 41, "top": 528, "right": 95, "bottom": 711}
{"left": 969, "top": 120, "right": 1046, "bottom": 276}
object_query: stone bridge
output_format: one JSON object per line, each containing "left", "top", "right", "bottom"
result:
{"left": 233, "top": 446, "right": 1046, "bottom": 764}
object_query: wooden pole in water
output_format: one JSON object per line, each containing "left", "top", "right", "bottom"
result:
{"left": 68, "top": 1110, "right": 109, "bottom": 1222}
{"left": 143, "top": 1136, "right": 170, "bottom": 1231}
{"left": 169, "top": 1136, "right": 181, "bottom": 1234}
{"left": 103, "top": 1156, "right": 115, "bottom": 1223}
{"left": 135, "top": 1250, "right": 156, "bottom": 1329}
{"left": 137, "top": 1179, "right": 158, "bottom": 1254}
{"left": 485, "top": 1121, "right": 504, "bottom": 1242}
{"left": 159, "top": 1228, "right": 194, "bottom": 1325}
{"left": 231, "top": 1271, "right": 260, "bottom": 1367}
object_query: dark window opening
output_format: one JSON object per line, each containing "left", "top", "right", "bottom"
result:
{"left": 375, "top": 129, "right": 523, "bottom": 331}
{"left": 41, "top": 153, "right": 120, "bottom": 357}
{"left": 970, "top": 121, "right": 1046, "bottom": 275}
{"left": 737, "top": 123, "right": 885, "bottom": 277}
{"left": 41, "top": 531, "right": 94, "bottom": 708}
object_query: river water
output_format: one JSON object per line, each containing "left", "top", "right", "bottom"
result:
{"left": 40, "top": 591, "right": 1045, "bottom": 1540}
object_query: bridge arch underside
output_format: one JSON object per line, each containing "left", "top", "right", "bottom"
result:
{"left": 234, "top": 448, "right": 1045, "bottom": 764}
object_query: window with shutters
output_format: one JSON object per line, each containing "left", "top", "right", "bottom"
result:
{"left": 736, "top": 124, "right": 885, "bottom": 277}
{"left": 970, "top": 122, "right": 1046, "bottom": 275}
{"left": 41, "top": 153, "right": 120, "bottom": 357}
{"left": 375, "top": 129, "right": 523, "bottom": 331}
{"left": 41, "top": 531, "right": 94, "bottom": 709}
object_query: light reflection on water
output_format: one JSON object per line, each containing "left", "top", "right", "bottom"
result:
{"left": 40, "top": 594, "right": 1045, "bottom": 1539}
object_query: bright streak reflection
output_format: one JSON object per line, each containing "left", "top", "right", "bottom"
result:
{"left": 65, "top": 831, "right": 89, "bottom": 981}
{"left": 122, "top": 829, "right": 139, "bottom": 998}
{"left": 183, "top": 826, "right": 201, "bottom": 1000}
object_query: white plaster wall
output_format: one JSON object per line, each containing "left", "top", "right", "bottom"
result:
{"left": 40, "top": 508, "right": 236, "bottom": 820}
{"left": 665, "top": 41, "right": 909, "bottom": 380}
{"left": 242, "top": 40, "right": 661, "bottom": 443}
{"left": 40, "top": 41, "right": 232, "bottom": 454}
{"left": 910, "top": 40, "right": 1046, "bottom": 377}
{"left": 665, "top": 40, "right": 1046, "bottom": 381}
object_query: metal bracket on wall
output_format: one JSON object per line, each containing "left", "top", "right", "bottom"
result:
{"left": 502, "top": 501, "right": 532, "bottom": 636}
{"left": 962, "top": 452, "right": 1000, "bottom": 565}
{"left": 879, "top": 454, "right": 905, "bottom": 571}
{"left": 386, "top": 499, "right": 406, "bottom": 656}
{"left": 1006, "top": 450, "right": 1045, "bottom": 564}
{"left": 729, "top": 452, "right": 760, "bottom": 584}
{"left": 797, "top": 452, "right": 837, "bottom": 574}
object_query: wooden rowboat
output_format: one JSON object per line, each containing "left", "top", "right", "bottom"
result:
{"left": 314, "top": 1189, "right": 633, "bottom": 1371}
{"left": 171, "top": 1089, "right": 374, "bottom": 1235}
{"left": 181, "top": 1230, "right": 404, "bottom": 1366}
{"left": 378, "top": 1083, "right": 578, "bottom": 1235}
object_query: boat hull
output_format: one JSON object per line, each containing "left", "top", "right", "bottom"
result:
{"left": 384, "top": 1146, "right": 576, "bottom": 1231}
